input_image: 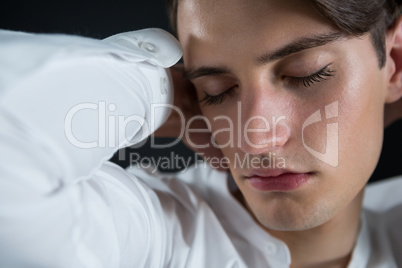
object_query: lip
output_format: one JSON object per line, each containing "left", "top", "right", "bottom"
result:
{"left": 245, "top": 169, "right": 311, "bottom": 192}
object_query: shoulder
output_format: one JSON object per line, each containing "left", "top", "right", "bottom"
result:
{"left": 364, "top": 175, "right": 402, "bottom": 211}
{"left": 363, "top": 176, "right": 402, "bottom": 234}
{"left": 363, "top": 176, "right": 402, "bottom": 266}
{"left": 93, "top": 162, "right": 217, "bottom": 266}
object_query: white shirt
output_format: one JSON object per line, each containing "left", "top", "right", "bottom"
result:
{"left": 0, "top": 29, "right": 401, "bottom": 268}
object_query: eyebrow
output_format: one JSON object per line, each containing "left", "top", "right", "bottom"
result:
{"left": 184, "top": 31, "right": 346, "bottom": 80}
{"left": 257, "top": 31, "right": 345, "bottom": 64}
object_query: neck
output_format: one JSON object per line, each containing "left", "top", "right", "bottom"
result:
{"left": 234, "top": 190, "right": 364, "bottom": 268}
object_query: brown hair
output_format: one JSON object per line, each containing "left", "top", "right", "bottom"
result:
{"left": 165, "top": 0, "right": 401, "bottom": 68}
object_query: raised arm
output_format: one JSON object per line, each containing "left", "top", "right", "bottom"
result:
{"left": 0, "top": 29, "right": 181, "bottom": 267}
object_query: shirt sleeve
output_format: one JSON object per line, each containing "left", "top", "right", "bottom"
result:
{"left": 0, "top": 29, "right": 182, "bottom": 267}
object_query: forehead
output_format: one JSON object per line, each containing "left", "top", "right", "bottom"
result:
{"left": 177, "top": 0, "right": 335, "bottom": 67}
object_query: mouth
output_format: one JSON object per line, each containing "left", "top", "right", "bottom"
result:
{"left": 244, "top": 169, "right": 313, "bottom": 192}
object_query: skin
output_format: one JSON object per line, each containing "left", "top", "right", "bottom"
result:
{"left": 156, "top": 0, "right": 402, "bottom": 266}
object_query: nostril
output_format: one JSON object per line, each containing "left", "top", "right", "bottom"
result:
{"left": 272, "top": 121, "right": 291, "bottom": 147}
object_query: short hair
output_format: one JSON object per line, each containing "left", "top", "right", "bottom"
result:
{"left": 165, "top": 0, "right": 402, "bottom": 68}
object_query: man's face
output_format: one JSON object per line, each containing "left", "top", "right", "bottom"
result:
{"left": 177, "top": 0, "right": 390, "bottom": 231}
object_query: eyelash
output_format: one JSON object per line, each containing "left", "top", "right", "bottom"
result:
{"left": 286, "top": 64, "right": 335, "bottom": 88}
{"left": 199, "top": 64, "right": 335, "bottom": 106}
{"left": 199, "top": 86, "right": 237, "bottom": 106}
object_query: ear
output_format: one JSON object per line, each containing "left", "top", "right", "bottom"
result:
{"left": 385, "top": 16, "right": 402, "bottom": 104}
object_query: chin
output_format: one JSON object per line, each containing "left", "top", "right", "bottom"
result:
{"left": 260, "top": 217, "right": 326, "bottom": 232}
{"left": 251, "top": 200, "right": 335, "bottom": 232}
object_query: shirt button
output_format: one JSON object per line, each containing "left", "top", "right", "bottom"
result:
{"left": 140, "top": 42, "right": 158, "bottom": 53}
{"left": 266, "top": 243, "right": 277, "bottom": 255}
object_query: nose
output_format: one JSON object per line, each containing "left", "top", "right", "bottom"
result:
{"left": 238, "top": 92, "right": 291, "bottom": 155}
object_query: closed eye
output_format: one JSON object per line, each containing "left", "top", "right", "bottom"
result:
{"left": 285, "top": 64, "right": 335, "bottom": 88}
{"left": 199, "top": 64, "right": 335, "bottom": 106}
{"left": 199, "top": 86, "right": 237, "bottom": 106}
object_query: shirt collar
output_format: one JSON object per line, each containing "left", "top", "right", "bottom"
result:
{"left": 347, "top": 212, "right": 371, "bottom": 268}
{"left": 205, "top": 170, "right": 291, "bottom": 266}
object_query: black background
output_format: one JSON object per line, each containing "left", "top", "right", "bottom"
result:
{"left": 1, "top": 0, "right": 172, "bottom": 38}
{"left": 2, "top": 0, "right": 401, "bottom": 183}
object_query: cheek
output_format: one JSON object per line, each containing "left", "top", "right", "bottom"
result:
{"left": 332, "top": 63, "right": 385, "bottom": 191}
{"left": 201, "top": 106, "right": 238, "bottom": 149}
{"left": 200, "top": 104, "right": 247, "bottom": 176}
